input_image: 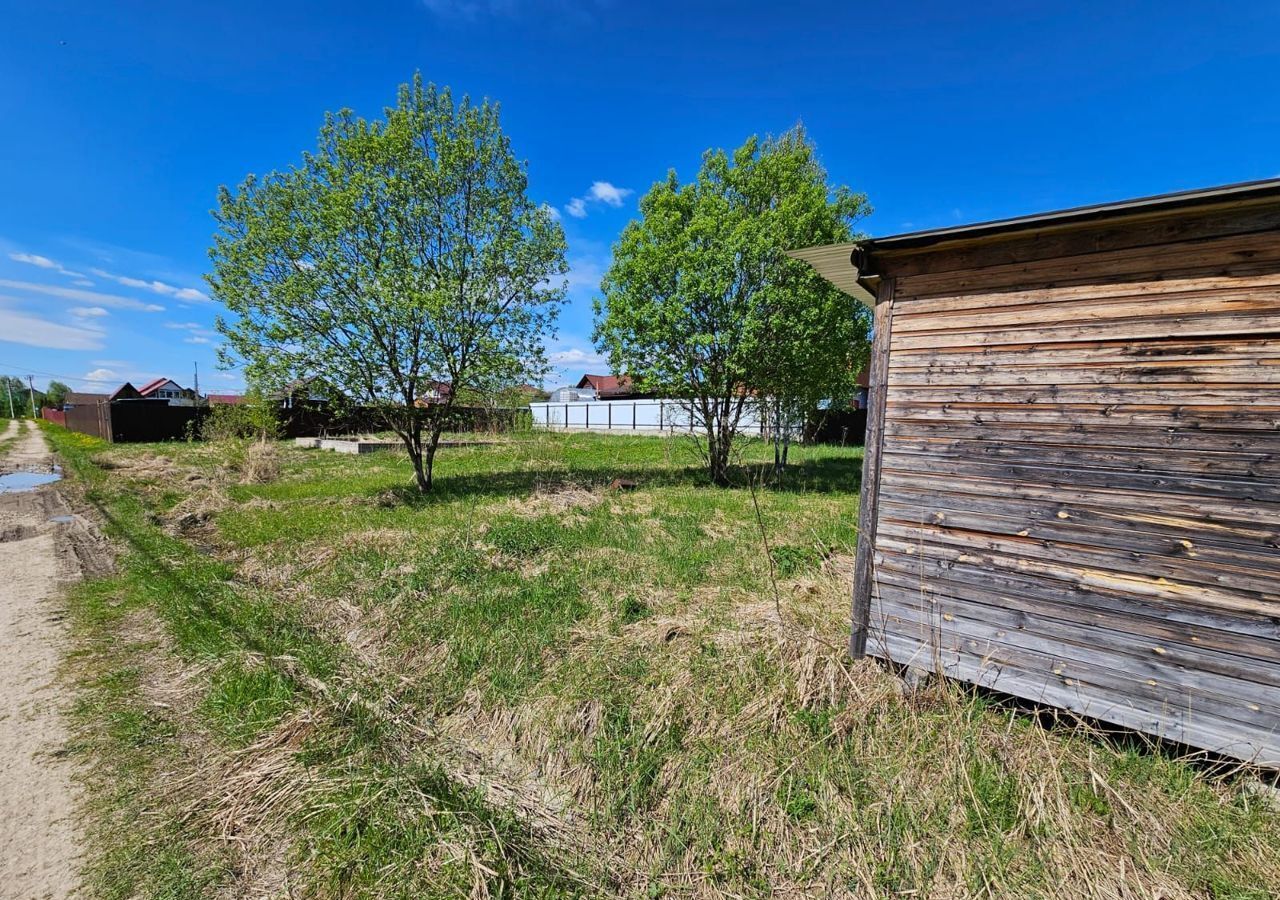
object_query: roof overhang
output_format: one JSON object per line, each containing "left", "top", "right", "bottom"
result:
{"left": 861, "top": 176, "right": 1280, "bottom": 253}
{"left": 789, "top": 177, "right": 1280, "bottom": 303}
{"left": 786, "top": 243, "right": 878, "bottom": 307}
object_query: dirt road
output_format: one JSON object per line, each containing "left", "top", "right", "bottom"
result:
{"left": 0, "top": 422, "right": 111, "bottom": 899}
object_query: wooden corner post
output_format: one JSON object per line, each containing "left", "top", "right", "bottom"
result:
{"left": 849, "top": 277, "right": 895, "bottom": 658}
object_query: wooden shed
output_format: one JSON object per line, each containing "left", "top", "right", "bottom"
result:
{"left": 791, "top": 179, "right": 1280, "bottom": 765}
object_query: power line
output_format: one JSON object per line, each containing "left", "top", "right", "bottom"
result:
{"left": 0, "top": 362, "right": 106, "bottom": 383}
{"left": 0, "top": 361, "right": 244, "bottom": 392}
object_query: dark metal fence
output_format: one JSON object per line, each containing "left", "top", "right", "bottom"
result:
{"left": 59, "top": 399, "right": 530, "bottom": 443}
{"left": 280, "top": 404, "right": 530, "bottom": 437}
{"left": 804, "top": 408, "right": 868, "bottom": 445}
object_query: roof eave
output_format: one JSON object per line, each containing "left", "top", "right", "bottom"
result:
{"left": 863, "top": 176, "right": 1280, "bottom": 253}
{"left": 786, "top": 243, "right": 879, "bottom": 307}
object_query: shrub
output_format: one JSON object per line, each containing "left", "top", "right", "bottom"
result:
{"left": 200, "top": 392, "right": 281, "bottom": 443}
{"left": 241, "top": 440, "right": 280, "bottom": 484}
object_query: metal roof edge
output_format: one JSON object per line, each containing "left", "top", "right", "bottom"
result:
{"left": 785, "top": 243, "right": 877, "bottom": 306}
{"left": 862, "top": 177, "right": 1280, "bottom": 252}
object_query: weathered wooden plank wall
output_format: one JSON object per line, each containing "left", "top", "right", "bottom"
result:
{"left": 862, "top": 210, "right": 1280, "bottom": 765}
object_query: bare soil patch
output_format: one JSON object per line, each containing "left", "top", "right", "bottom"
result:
{"left": 0, "top": 424, "right": 112, "bottom": 898}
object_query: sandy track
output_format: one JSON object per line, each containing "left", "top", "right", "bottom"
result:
{"left": 0, "top": 423, "right": 111, "bottom": 899}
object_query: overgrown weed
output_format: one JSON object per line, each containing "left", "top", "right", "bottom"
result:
{"left": 44, "top": 425, "right": 1280, "bottom": 899}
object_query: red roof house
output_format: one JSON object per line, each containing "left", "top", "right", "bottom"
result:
{"left": 575, "top": 374, "right": 640, "bottom": 399}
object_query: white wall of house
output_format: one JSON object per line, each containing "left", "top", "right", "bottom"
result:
{"left": 530, "top": 397, "right": 771, "bottom": 434}
{"left": 151, "top": 380, "right": 194, "bottom": 406}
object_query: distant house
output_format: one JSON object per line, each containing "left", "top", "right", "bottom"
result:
{"left": 108, "top": 382, "right": 143, "bottom": 402}
{"left": 274, "top": 377, "right": 336, "bottom": 409}
{"left": 63, "top": 391, "right": 108, "bottom": 408}
{"left": 575, "top": 373, "right": 645, "bottom": 399}
{"left": 853, "top": 368, "right": 870, "bottom": 410}
{"left": 547, "top": 374, "right": 651, "bottom": 403}
{"left": 132, "top": 377, "right": 197, "bottom": 406}
{"left": 422, "top": 380, "right": 453, "bottom": 405}
{"left": 205, "top": 393, "right": 246, "bottom": 406}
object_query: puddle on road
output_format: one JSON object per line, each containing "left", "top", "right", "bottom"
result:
{"left": 0, "top": 469, "right": 63, "bottom": 493}
{"left": 48, "top": 514, "right": 75, "bottom": 524}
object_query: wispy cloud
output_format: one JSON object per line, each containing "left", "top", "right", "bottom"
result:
{"left": 548, "top": 347, "right": 605, "bottom": 368}
{"left": 69, "top": 306, "right": 109, "bottom": 318}
{"left": 165, "top": 320, "right": 218, "bottom": 341}
{"left": 90, "top": 268, "right": 209, "bottom": 302}
{"left": 8, "top": 251, "right": 86, "bottom": 279}
{"left": 562, "top": 180, "right": 633, "bottom": 219}
{"left": 0, "top": 279, "right": 164, "bottom": 312}
{"left": 545, "top": 334, "right": 609, "bottom": 387}
{"left": 0, "top": 307, "right": 105, "bottom": 350}
{"left": 564, "top": 255, "right": 605, "bottom": 293}
{"left": 418, "top": 0, "right": 608, "bottom": 23}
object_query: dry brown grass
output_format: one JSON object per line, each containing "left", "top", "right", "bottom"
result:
{"left": 241, "top": 440, "right": 281, "bottom": 484}
{"left": 57, "top": 431, "right": 1280, "bottom": 899}
{"left": 508, "top": 482, "right": 602, "bottom": 516}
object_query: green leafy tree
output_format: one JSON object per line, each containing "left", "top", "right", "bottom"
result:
{"left": 0, "top": 375, "right": 43, "bottom": 416}
{"left": 44, "top": 380, "right": 71, "bottom": 408}
{"left": 209, "top": 75, "right": 567, "bottom": 491}
{"left": 594, "top": 126, "right": 870, "bottom": 484}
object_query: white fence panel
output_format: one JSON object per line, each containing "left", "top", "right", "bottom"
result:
{"left": 530, "top": 398, "right": 771, "bottom": 435}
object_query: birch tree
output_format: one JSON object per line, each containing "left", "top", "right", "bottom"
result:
{"left": 594, "top": 127, "right": 869, "bottom": 484}
{"left": 209, "top": 75, "right": 567, "bottom": 491}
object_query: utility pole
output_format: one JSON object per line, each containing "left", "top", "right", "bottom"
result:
{"left": 27, "top": 375, "right": 37, "bottom": 418}
{"left": 193, "top": 361, "right": 200, "bottom": 403}
{"left": 5, "top": 377, "right": 14, "bottom": 419}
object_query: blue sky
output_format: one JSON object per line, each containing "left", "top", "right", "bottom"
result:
{"left": 2, "top": 0, "right": 1278, "bottom": 395}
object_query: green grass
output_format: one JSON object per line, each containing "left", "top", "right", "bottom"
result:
{"left": 41, "top": 423, "right": 1280, "bottom": 898}
{"left": 0, "top": 415, "right": 28, "bottom": 455}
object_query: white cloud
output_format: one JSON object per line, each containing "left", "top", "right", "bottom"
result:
{"left": 83, "top": 368, "right": 119, "bottom": 385}
{"left": 588, "top": 181, "right": 632, "bottom": 207}
{"left": 72, "top": 279, "right": 94, "bottom": 287}
{"left": 69, "top": 306, "right": 109, "bottom": 318}
{"left": 541, "top": 203, "right": 561, "bottom": 222}
{"left": 183, "top": 336, "right": 212, "bottom": 345}
{"left": 90, "top": 268, "right": 210, "bottom": 302}
{"left": 10, "top": 252, "right": 56, "bottom": 269}
{"left": 562, "top": 180, "right": 634, "bottom": 219}
{"left": 0, "top": 308, "right": 105, "bottom": 350}
{"left": 0, "top": 279, "right": 165, "bottom": 312}
{"left": 548, "top": 347, "right": 606, "bottom": 367}
{"left": 8, "top": 252, "right": 86, "bottom": 279}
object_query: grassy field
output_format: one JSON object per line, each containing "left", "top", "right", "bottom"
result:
{"left": 43, "top": 424, "right": 1280, "bottom": 899}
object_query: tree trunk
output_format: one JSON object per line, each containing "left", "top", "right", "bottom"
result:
{"left": 707, "top": 420, "right": 733, "bottom": 486}
{"left": 420, "top": 421, "right": 445, "bottom": 491}
{"left": 396, "top": 417, "right": 433, "bottom": 493}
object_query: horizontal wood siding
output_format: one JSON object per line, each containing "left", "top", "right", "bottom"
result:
{"left": 868, "top": 222, "right": 1280, "bottom": 765}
